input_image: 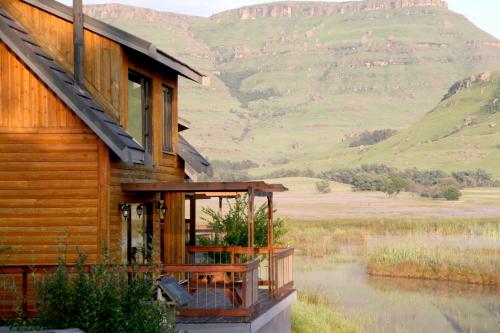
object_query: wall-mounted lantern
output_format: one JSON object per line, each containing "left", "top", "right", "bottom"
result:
{"left": 136, "top": 203, "right": 144, "bottom": 218}
{"left": 158, "top": 200, "right": 168, "bottom": 220}
{"left": 119, "top": 203, "right": 130, "bottom": 219}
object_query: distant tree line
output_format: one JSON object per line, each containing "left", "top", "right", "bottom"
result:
{"left": 259, "top": 164, "right": 498, "bottom": 200}
{"left": 348, "top": 129, "right": 397, "bottom": 147}
{"left": 203, "top": 159, "right": 498, "bottom": 201}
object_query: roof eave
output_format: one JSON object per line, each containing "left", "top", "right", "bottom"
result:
{"left": 20, "top": 0, "right": 205, "bottom": 84}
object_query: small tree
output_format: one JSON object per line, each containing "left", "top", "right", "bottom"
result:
{"left": 315, "top": 180, "right": 331, "bottom": 194}
{"left": 441, "top": 185, "right": 462, "bottom": 201}
{"left": 381, "top": 174, "right": 409, "bottom": 197}
{"left": 201, "top": 195, "right": 287, "bottom": 247}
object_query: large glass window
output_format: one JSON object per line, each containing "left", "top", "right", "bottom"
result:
{"left": 128, "top": 71, "right": 152, "bottom": 153}
{"left": 162, "top": 85, "right": 174, "bottom": 153}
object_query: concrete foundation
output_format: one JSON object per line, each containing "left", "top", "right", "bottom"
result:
{"left": 176, "top": 291, "right": 296, "bottom": 333}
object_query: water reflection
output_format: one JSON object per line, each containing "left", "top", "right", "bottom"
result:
{"left": 295, "top": 234, "right": 500, "bottom": 333}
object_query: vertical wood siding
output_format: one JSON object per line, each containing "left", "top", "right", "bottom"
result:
{"left": 0, "top": 43, "right": 102, "bottom": 265}
{"left": 0, "top": 0, "right": 123, "bottom": 120}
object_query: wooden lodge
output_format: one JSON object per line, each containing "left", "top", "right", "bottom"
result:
{"left": 0, "top": 0, "right": 295, "bottom": 331}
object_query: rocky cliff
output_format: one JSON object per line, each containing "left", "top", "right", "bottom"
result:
{"left": 213, "top": 0, "right": 448, "bottom": 20}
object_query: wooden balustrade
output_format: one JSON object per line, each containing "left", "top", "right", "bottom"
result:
{"left": 165, "top": 259, "right": 260, "bottom": 317}
{"left": 272, "top": 247, "right": 294, "bottom": 297}
{"left": 0, "top": 246, "right": 293, "bottom": 319}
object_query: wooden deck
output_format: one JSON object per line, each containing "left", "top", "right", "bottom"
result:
{"left": 177, "top": 288, "right": 295, "bottom": 324}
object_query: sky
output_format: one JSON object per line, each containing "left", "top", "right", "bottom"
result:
{"left": 59, "top": 0, "right": 500, "bottom": 39}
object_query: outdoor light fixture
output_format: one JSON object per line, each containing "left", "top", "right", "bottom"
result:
{"left": 158, "top": 201, "right": 168, "bottom": 219}
{"left": 136, "top": 203, "right": 144, "bottom": 218}
{"left": 119, "top": 203, "right": 130, "bottom": 219}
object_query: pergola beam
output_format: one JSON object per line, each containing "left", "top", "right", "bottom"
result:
{"left": 121, "top": 181, "right": 287, "bottom": 194}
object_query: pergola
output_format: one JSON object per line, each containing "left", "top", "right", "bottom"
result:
{"left": 121, "top": 181, "right": 288, "bottom": 261}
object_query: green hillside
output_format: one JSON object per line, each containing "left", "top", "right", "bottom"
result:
{"left": 319, "top": 71, "right": 500, "bottom": 176}
{"left": 84, "top": 1, "right": 500, "bottom": 174}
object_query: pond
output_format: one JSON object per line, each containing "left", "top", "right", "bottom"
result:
{"left": 295, "top": 235, "right": 500, "bottom": 333}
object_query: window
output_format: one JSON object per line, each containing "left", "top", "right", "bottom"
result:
{"left": 128, "top": 70, "right": 152, "bottom": 154}
{"left": 162, "top": 85, "right": 174, "bottom": 153}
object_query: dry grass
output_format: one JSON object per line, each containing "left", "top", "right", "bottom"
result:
{"left": 292, "top": 289, "right": 360, "bottom": 333}
{"left": 368, "top": 247, "right": 500, "bottom": 285}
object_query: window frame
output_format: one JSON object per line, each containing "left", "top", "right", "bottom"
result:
{"left": 128, "top": 70, "right": 153, "bottom": 155}
{"left": 162, "top": 84, "right": 175, "bottom": 154}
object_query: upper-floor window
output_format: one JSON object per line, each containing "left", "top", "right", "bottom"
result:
{"left": 128, "top": 70, "right": 152, "bottom": 154}
{"left": 162, "top": 85, "right": 174, "bottom": 153}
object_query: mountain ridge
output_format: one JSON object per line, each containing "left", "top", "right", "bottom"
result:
{"left": 83, "top": 1, "right": 500, "bottom": 176}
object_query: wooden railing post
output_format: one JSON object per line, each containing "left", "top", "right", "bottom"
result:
{"left": 22, "top": 268, "right": 28, "bottom": 317}
{"left": 267, "top": 193, "right": 274, "bottom": 297}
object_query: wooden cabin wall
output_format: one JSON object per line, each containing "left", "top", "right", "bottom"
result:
{"left": 0, "top": 42, "right": 109, "bottom": 265}
{"left": 0, "top": 0, "right": 123, "bottom": 121}
{"left": 1, "top": 0, "right": 188, "bottom": 265}
{"left": 109, "top": 48, "right": 187, "bottom": 265}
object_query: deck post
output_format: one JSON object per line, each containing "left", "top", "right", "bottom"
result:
{"left": 189, "top": 195, "right": 196, "bottom": 246}
{"left": 247, "top": 188, "right": 255, "bottom": 259}
{"left": 267, "top": 193, "right": 274, "bottom": 297}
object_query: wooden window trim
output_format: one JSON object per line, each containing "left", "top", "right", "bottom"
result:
{"left": 128, "top": 69, "right": 153, "bottom": 155}
{"left": 162, "top": 84, "right": 175, "bottom": 154}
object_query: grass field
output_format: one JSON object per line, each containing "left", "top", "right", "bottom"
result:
{"left": 268, "top": 177, "right": 500, "bottom": 219}
{"left": 264, "top": 177, "right": 500, "bottom": 332}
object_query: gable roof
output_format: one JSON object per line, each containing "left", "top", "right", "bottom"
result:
{"left": 0, "top": 6, "right": 146, "bottom": 165}
{"left": 18, "top": 0, "right": 205, "bottom": 84}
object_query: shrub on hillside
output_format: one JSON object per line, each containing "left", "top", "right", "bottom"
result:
{"left": 452, "top": 169, "right": 496, "bottom": 187}
{"left": 349, "top": 129, "right": 397, "bottom": 147}
{"left": 315, "top": 180, "right": 331, "bottom": 194}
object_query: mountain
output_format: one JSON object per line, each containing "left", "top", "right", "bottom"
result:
{"left": 314, "top": 71, "right": 500, "bottom": 177}
{"left": 83, "top": 1, "right": 500, "bottom": 174}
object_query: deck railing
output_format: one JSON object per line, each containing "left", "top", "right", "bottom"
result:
{"left": 164, "top": 259, "right": 259, "bottom": 317}
{"left": 272, "top": 247, "right": 294, "bottom": 297}
{"left": 0, "top": 246, "right": 293, "bottom": 319}
{"left": 186, "top": 245, "right": 294, "bottom": 296}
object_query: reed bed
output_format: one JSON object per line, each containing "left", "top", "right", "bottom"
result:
{"left": 368, "top": 247, "right": 500, "bottom": 285}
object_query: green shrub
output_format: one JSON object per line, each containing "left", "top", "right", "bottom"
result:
{"left": 201, "top": 195, "right": 287, "bottom": 247}
{"left": 0, "top": 239, "right": 11, "bottom": 266}
{"left": 349, "top": 129, "right": 397, "bottom": 147}
{"left": 441, "top": 185, "right": 462, "bottom": 201}
{"left": 381, "top": 174, "right": 409, "bottom": 197}
{"left": 315, "top": 180, "right": 331, "bottom": 194}
{"left": 13, "top": 254, "right": 175, "bottom": 333}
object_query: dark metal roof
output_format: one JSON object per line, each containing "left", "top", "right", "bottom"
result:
{"left": 177, "top": 135, "right": 210, "bottom": 175}
{"left": 19, "top": 0, "right": 205, "bottom": 84}
{"left": 0, "top": 7, "right": 146, "bottom": 165}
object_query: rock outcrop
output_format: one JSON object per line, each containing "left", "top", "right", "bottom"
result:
{"left": 442, "top": 72, "right": 491, "bottom": 101}
{"left": 214, "top": 0, "right": 448, "bottom": 20}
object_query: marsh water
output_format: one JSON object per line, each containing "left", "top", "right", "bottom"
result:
{"left": 295, "top": 235, "right": 500, "bottom": 333}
